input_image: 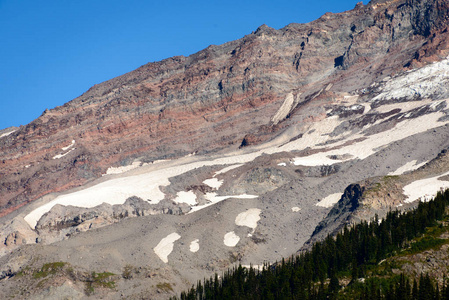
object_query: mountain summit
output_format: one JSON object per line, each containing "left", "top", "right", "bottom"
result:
{"left": 2, "top": 0, "right": 449, "bottom": 298}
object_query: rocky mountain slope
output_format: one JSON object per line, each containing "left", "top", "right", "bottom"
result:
{"left": 2, "top": 0, "right": 449, "bottom": 298}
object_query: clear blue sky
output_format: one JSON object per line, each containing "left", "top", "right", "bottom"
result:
{"left": 0, "top": 0, "right": 362, "bottom": 130}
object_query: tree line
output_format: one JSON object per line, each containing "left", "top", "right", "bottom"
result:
{"left": 172, "top": 189, "right": 449, "bottom": 299}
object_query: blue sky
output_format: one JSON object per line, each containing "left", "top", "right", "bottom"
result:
{"left": 0, "top": 0, "right": 362, "bottom": 130}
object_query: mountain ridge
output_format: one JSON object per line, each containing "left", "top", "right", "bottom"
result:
{"left": 2, "top": 0, "right": 449, "bottom": 298}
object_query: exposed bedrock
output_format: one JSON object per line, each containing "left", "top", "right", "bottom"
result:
{"left": 2, "top": 0, "right": 449, "bottom": 215}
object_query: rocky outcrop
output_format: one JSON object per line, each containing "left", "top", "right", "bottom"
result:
{"left": 33, "top": 197, "right": 190, "bottom": 244}
{"left": 302, "top": 184, "right": 364, "bottom": 250}
{"left": 2, "top": 0, "right": 449, "bottom": 216}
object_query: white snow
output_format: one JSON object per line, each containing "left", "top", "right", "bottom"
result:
{"left": 293, "top": 109, "right": 449, "bottom": 166}
{"left": 224, "top": 231, "right": 240, "bottom": 247}
{"left": 188, "top": 193, "right": 258, "bottom": 214}
{"left": 52, "top": 148, "right": 76, "bottom": 160}
{"left": 203, "top": 178, "right": 223, "bottom": 189}
{"left": 153, "top": 232, "right": 181, "bottom": 263}
{"left": 174, "top": 191, "right": 197, "bottom": 205}
{"left": 52, "top": 140, "right": 76, "bottom": 159}
{"left": 235, "top": 208, "right": 261, "bottom": 231}
{"left": 403, "top": 171, "right": 449, "bottom": 203}
{"left": 214, "top": 164, "right": 243, "bottom": 176}
{"left": 291, "top": 207, "right": 301, "bottom": 212}
{"left": 278, "top": 163, "right": 287, "bottom": 166}
{"left": 242, "top": 265, "right": 264, "bottom": 271}
{"left": 373, "top": 99, "right": 434, "bottom": 114}
{"left": 388, "top": 160, "right": 428, "bottom": 176}
{"left": 24, "top": 60, "right": 449, "bottom": 229}
{"left": 0, "top": 130, "right": 16, "bottom": 138}
{"left": 62, "top": 140, "right": 75, "bottom": 151}
{"left": 105, "top": 161, "right": 148, "bottom": 175}
{"left": 190, "top": 239, "right": 200, "bottom": 253}
{"left": 373, "top": 57, "right": 449, "bottom": 102}
{"left": 271, "top": 92, "right": 297, "bottom": 125}
{"left": 316, "top": 193, "right": 342, "bottom": 208}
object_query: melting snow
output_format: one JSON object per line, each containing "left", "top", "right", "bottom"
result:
{"left": 316, "top": 193, "right": 342, "bottom": 208}
{"left": 235, "top": 208, "right": 261, "bottom": 231}
{"left": 293, "top": 109, "right": 449, "bottom": 166}
{"left": 105, "top": 161, "right": 148, "bottom": 175}
{"left": 278, "top": 163, "right": 287, "bottom": 166}
{"left": 0, "top": 130, "right": 16, "bottom": 138}
{"left": 190, "top": 239, "right": 200, "bottom": 253}
{"left": 291, "top": 207, "right": 301, "bottom": 212}
{"left": 403, "top": 171, "right": 449, "bottom": 203}
{"left": 153, "top": 232, "right": 181, "bottom": 263}
{"left": 174, "top": 191, "right": 197, "bottom": 205}
{"left": 52, "top": 140, "right": 76, "bottom": 159}
{"left": 388, "top": 160, "right": 427, "bottom": 176}
{"left": 203, "top": 178, "right": 223, "bottom": 189}
{"left": 52, "top": 148, "right": 75, "bottom": 160}
{"left": 224, "top": 231, "right": 240, "bottom": 247}
{"left": 271, "top": 92, "right": 297, "bottom": 125}
{"left": 242, "top": 265, "right": 264, "bottom": 271}
{"left": 373, "top": 57, "right": 449, "bottom": 101}
{"left": 214, "top": 164, "right": 243, "bottom": 176}
{"left": 188, "top": 193, "right": 258, "bottom": 214}
{"left": 24, "top": 62, "right": 449, "bottom": 228}
{"left": 62, "top": 140, "right": 75, "bottom": 151}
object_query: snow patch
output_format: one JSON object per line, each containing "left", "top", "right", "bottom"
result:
{"left": 388, "top": 160, "right": 427, "bottom": 176}
{"left": 190, "top": 239, "right": 200, "bottom": 253}
{"left": 224, "top": 231, "right": 240, "bottom": 247}
{"left": 271, "top": 92, "right": 297, "bottom": 125}
{"left": 62, "top": 140, "right": 75, "bottom": 151}
{"left": 0, "top": 130, "right": 16, "bottom": 138}
{"left": 203, "top": 178, "right": 223, "bottom": 189}
{"left": 316, "top": 193, "right": 342, "bottom": 208}
{"left": 242, "top": 265, "right": 264, "bottom": 271}
{"left": 105, "top": 161, "right": 148, "bottom": 175}
{"left": 52, "top": 140, "right": 76, "bottom": 159}
{"left": 291, "top": 207, "right": 301, "bottom": 212}
{"left": 278, "top": 163, "right": 287, "bottom": 166}
{"left": 153, "top": 232, "right": 181, "bottom": 263}
{"left": 235, "top": 208, "right": 261, "bottom": 231}
{"left": 403, "top": 171, "right": 449, "bottom": 203}
{"left": 52, "top": 148, "right": 75, "bottom": 160}
{"left": 214, "top": 164, "right": 243, "bottom": 176}
{"left": 174, "top": 191, "right": 197, "bottom": 205}
{"left": 188, "top": 193, "right": 258, "bottom": 214}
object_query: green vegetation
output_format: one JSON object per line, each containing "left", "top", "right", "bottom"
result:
{"left": 85, "top": 271, "right": 116, "bottom": 294}
{"left": 172, "top": 189, "right": 449, "bottom": 299}
{"left": 157, "top": 282, "right": 174, "bottom": 293}
{"left": 32, "top": 262, "right": 66, "bottom": 279}
{"left": 122, "top": 264, "right": 134, "bottom": 279}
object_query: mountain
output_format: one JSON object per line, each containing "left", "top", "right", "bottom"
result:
{"left": 2, "top": 0, "right": 449, "bottom": 298}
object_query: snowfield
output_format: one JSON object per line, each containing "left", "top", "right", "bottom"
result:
{"left": 203, "top": 178, "right": 223, "bottom": 189}
{"left": 235, "top": 208, "right": 261, "bottom": 231}
{"left": 23, "top": 58, "right": 449, "bottom": 229}
{"left": 224, "top": 231, "right": 240, "bottom": 247}
{"left": 174, "top": 191, "right": 197, "bottom": 205}
{"left": 189, "top": 239, "right": 200, "bottom": 253}
{"left": 316, "top": 193, "right": 343, "bottom": 208}
{"left": 153, "top": 232, "right": 181, "bottom": 263}
{"left": 373, "top": 57, "right": 449, "bottom": 102}
{"left": 403, "top": 171, "right": 449, "bottom": 203}
{"left": 388, "top": 160, "right": 427, "bottom": 176}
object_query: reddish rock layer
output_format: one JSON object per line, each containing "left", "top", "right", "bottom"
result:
{"left": 1, "top": 0, "right": 449, "bottom": 214}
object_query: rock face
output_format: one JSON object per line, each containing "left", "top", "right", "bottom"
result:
{"left": 2, "top": 0, "right": 449, "bottom": 215}
{"left": 3, "top": 0, "right": 449, "bottom": 298}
